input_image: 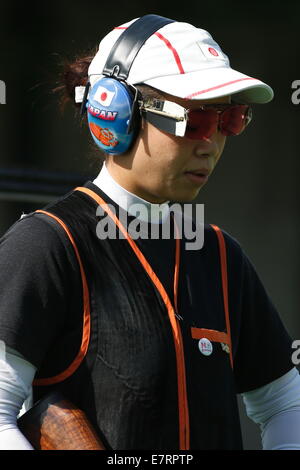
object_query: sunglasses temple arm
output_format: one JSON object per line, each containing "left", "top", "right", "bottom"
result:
{"left": 140, "top": 106, "right": 185, "bottom": 122}
{"left": 141, "top": 108, "right": 187, "bottom": 137}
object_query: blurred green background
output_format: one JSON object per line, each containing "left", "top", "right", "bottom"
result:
{"left": 0, "top": 0, "right": 299, "bottom": 450}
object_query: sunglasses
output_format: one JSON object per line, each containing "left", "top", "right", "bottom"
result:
{"left": 140, "top": 98, "right": 252, "bottom": 141}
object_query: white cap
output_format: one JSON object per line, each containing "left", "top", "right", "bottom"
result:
{"left": 88, "top": 17, "right": 273, "bottom": 104}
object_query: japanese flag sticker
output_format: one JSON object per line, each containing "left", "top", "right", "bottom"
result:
{"left": 198, "top": 338, "right": 213, "bottom": 356}
{"left": 93, "top": 86, "right": 115, "bottom": 107}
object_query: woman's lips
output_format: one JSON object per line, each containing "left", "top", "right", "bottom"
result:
{"left": 184, "top": 170, "right": 209, "bottom": 185}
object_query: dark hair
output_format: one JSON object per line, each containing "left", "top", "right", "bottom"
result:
{"left": 53, "top": 50, "right": 95, "bottom": 112}
{"left": 54, "top": 50, "right": 165, "bottom": 113}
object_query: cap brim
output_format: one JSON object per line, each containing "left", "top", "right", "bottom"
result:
{"left": 138, "top": 66, "right": 274, "bottom": 104}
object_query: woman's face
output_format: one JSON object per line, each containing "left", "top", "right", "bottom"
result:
{"left": 105, "top": 94, "right": 231, "bottom": 203}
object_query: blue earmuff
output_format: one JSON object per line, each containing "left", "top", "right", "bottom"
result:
{"left": 82, "top": 14, "right": 175, "bottom": 155}
{"left": 86, "top": 77, "right": 136, "bottom": 155}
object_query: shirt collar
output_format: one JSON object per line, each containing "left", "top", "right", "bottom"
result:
{"left": 92, "top": 162, "right": 170, "bottom": 224}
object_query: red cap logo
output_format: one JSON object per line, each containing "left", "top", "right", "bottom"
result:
{"left": 208, "top": 47, "right": 219, "bottom": 57}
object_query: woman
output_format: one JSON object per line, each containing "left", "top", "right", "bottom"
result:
{"left": 0, "top": 14, "right": 299, "bottom": 450}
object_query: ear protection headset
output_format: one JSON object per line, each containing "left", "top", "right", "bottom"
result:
{"left": 81, "top": 14, "right": 174, "bottom": 155}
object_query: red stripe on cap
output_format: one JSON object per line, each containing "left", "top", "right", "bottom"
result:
{"left": 185, "top": 77, "right": 257, "bottom": 99}
{"left": 114, "top": 26, "right": 185, "bottom": 74}
{"left": 154, "top": 32, "right": 185, "bottom": 74}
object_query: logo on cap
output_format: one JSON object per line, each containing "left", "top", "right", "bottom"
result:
{"left": 208, "top": 47, "right": 219, "bottom": 57}
{"left": 197, "top": 42, "right": 224, "bottom": 61}
{"left": 198, "top": 338, "right": 213, "bottom": 356}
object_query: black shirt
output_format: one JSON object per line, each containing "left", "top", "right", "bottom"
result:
{"left": 0, "top": 181, "right": 294, "bottom": 449}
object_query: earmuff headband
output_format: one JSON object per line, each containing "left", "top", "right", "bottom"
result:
{"left": 103, "top": 14, "right": 175, "bottom": 81}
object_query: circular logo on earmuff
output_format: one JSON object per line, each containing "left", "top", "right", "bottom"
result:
{"left": 89, "top": 122, "right": 119, "bottom": 148}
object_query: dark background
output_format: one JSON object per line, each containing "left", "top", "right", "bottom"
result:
{"left": 0, "top": 0, "right": 299, "bottom": 449}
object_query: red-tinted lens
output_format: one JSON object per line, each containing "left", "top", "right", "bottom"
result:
{"left": 185, "top": 109, "right": 218, "bottom": 140}
{"left": 184, "top": 105, "right": 251, "bottom": 140}
{"left": 219, "top": 105, "right": 249, "bottom": 136}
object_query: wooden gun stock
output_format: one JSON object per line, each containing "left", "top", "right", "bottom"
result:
{"left": 17, "top": 391, "right": 105, "bottom": 450}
